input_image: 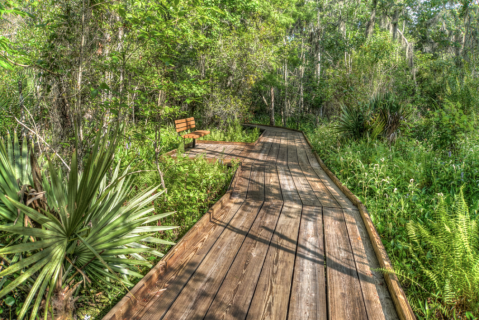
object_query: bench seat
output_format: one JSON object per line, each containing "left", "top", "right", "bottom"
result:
{"left": 175, "top": 117, "right": 209, "bottom": 147}
{"left": 182, "top": 130, "right": 210, "bottom": 139}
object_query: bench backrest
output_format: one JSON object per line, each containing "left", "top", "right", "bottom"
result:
{"left": 175, "top": 117, "right": 196, "bottom": 133}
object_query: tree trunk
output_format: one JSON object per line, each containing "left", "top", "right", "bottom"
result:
{"left": 391, "top": 8, "right": 400, "bottom": 41}
{"left": 269, "top": 86, "right": 275, "bottom": 126}
{"left": 365, "top": 0, "right": 377, "bottom": 38}
{"left": 284, "top": 59, "right": 288, "bottom": 124}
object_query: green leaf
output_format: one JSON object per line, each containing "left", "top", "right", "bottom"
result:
{"left": 4, "top": 296, "right": 15, "bottom": 306}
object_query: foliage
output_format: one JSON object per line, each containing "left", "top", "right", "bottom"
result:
{"left": 369, "top": 93, "right": 412, "bottom": 143}
{"left": 431, "top": 99, "right": 474, "bottom": 151}
{"left": 335, "top": 104, "right": 372, "bottom": 140}
{"left": 407, "top": 188, "right": 479, "bottom": 314}
{"left": 0, "top": 131, "right": 34, "bottom": 223}
{"left": 0, "top": 128, "right": 176, "bottom": 319}
{"left": 335, "top": 94, "right": 410, "bottom": 142}
{"left": 199, "top": 119, "right": 260, "bottom": 143}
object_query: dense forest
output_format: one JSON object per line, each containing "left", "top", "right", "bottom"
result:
{"left": 0, "top": 0, "right": 479, "bottom": 319}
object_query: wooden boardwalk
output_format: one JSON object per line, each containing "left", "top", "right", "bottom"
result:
{"left": 104, "top": 125, "right": 399, "bottom": 320}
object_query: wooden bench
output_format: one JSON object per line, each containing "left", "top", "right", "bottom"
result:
{"left": 175, "top": 117, "right": 210, "bottom": 148}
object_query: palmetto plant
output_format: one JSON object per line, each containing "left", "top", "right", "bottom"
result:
{"left": 407, "top": 188, "right": 479, "bottom": 314}
{"left": 335, "top": 93, "right": 410, "bottom": 142}
{"left": 0, "top": 128, "right": 176, "bottom": 320}
{"left": 335, "top": 104, "right": 370, "bottom": 140}
{"left": 0, "top": 131, "right": 35, "bottom": 225}
{"left": 369, "top": 93, "right": 411, "bottom": 143}
{"left": 335, "top": 104, "right": 383, "bottom": 140}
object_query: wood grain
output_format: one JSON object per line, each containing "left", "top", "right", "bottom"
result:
{"left": 300, "top": 130, "right": 416, "bottom": 320}
{"left": 343, "top": 208, "right": 399, "bottom": 320}
{"left": 161, "top": 201, "right": 264, "bottom": 320}
{"left": 246, "top": 202, "right": 302, "bottom": 320}
{"left": 231, "top": 164, "right": 253, "bottom": 201}
{"left": 137, "top": 202, "right": 245, "bottom": 320}
{"left": 106, "top": 124, "right": 411, "bottom": 320}
{"left": 323, "top": 207, "right": 368, "bottom": 320}
{"left": 246, "top": 163, "right": 265, "bottom": 201}
{"left": 204, "top": 201, "right": 283, "bottom": 320}
{"left": 288, "top": 205, "right": 327, "bottom": 320}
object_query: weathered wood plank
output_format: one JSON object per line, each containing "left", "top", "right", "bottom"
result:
{"left": 213, "top": 144, "right": 236, "bottom": 160}
{"left": 224, "top": 145, "right": 245, "bottom": 162}
{"left": 286, "top": 133, "right": 321, "bottom": 206}
{"left": 323, "top": 207, "right": 368, "bottom": 320}
{"left": 246, "top": 202, "right": 302, "bottom": 320}
{"left": 266, "top": 132, "right": 281, "bottom": 164}
{"left": 343, "top": 208, "right": 399, "bottom": 320}
{"left": 276, "top": 132, "right": 288, "bottom": 167}
{"left": 246, "top": 163, "right": 265, "bottom": 202}
{"left": 289, "top": 206, "right": 327, "bottom": 320}
{"left": 296, "top": 133, "right": 311, "bottom": 167}
{"left": 293, "top": 133, "right": 340, "bottom": 208}
{"left": 277, "top": 165, "right": 301, "bottom": 205}
{"left": 161, "top": 201, "right": 264, "bottom": 320}
{"left": 133, "top": 201, "right": 245, "bottom": 320}
{"left": 286, "top": 133, "right": 299, "bottom": 165}
{"left": 231, "top": 163, "right": 253, "bottom": 201}
{"left": 205, "top": 144, "right": 225, "bottom": 158}
{"left": 265, "top": 165, "right": 282, "bottom": 203}
{"left": 204, "top": 201, "right": 283, "bottom": 320}
{"left": 298, "top": 136, "right": 356, "bottom": 209}
{"left": 299, "top": 164, "right": 341, "bottom": 208}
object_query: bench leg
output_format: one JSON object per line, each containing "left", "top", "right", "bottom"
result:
{"left": 193, "top": 139, "right": 196, "bottom": 148}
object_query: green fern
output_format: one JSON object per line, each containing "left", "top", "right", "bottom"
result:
{"left": 407, "top": 187, "right": 479, "bottom": 315}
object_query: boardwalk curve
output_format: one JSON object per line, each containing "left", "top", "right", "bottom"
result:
{"left": 102, "top": 125, "right": 413, "bottom": 320}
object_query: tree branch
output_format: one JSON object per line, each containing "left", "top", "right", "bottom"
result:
{"left": 14, "top": 117, "right": 71, "bottom": 171}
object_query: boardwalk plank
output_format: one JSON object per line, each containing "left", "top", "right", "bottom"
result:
{"left": 264, "top": 133, "right": 282, "bottom": 202}
{"left": 286, "top": 133, "right": 299, "bottom": 165}
{"left": 137, "top": 201, "right": 245, "bottom": 320}
{"left": 323, "top": 207, "right": 368, "bottom": 320}
{"left": 246, "top": 163, "right": 265, "bottom": 201}
{"left": 294, "top": 134, "right": 340, "bottom": 208}
{"left": 276, "top": 133, "right": 288, "bottom": 167}
{"left": 204, "top": 202, "right": 283, "bottom": 320}
{"left": 246, "top": 202, "right": 302, "bottom": 320}
{"left": 224, "top": 145, "right": 245, "bottom": 162}
{"left": 213, "top": 144, "right": 236, "bottom": 160}
{"left": 297, "top": 134, "right": 356, "bottom": 209}
{"left": 343, "top": 208, "right": 399, "bottom": 320}
{"left": 266, "top": 132, "right": 280, "bottom": 163}
{"left": 231, "top": 163, "right": 253, "bottom": 201}
{"left": 161, "top": 201, "right": 264, "bottom": 320}
{"left": 277, "top": 165, "right": 301, "bottom": 204}
{"left": 288, "top": 133, "right": 325, "bottom": 207}
{"left": 289, "top": 206, "right": 327, "bottom": 320}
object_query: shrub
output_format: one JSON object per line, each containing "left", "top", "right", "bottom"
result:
{"left": 431, "top": 99, "right": 473, "bottom": 151}
{"left": 335, "top": 103, "right": 372, "bottom": 140}
{"left": 370, "top": 93, "right": 412, "bottom": 143}
{"left": 335, "top": 93, "right": 410, "bottom": 142}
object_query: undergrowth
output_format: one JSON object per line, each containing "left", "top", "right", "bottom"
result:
{"left": 198, "top": 119, "right": 260, "bottom": 143}
{"left": 73, "top": 124, "right": 239, "bottom": 319}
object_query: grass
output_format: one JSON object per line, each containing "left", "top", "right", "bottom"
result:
{"left": 252, "top": 114, "right": 479, "bottom": 319}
